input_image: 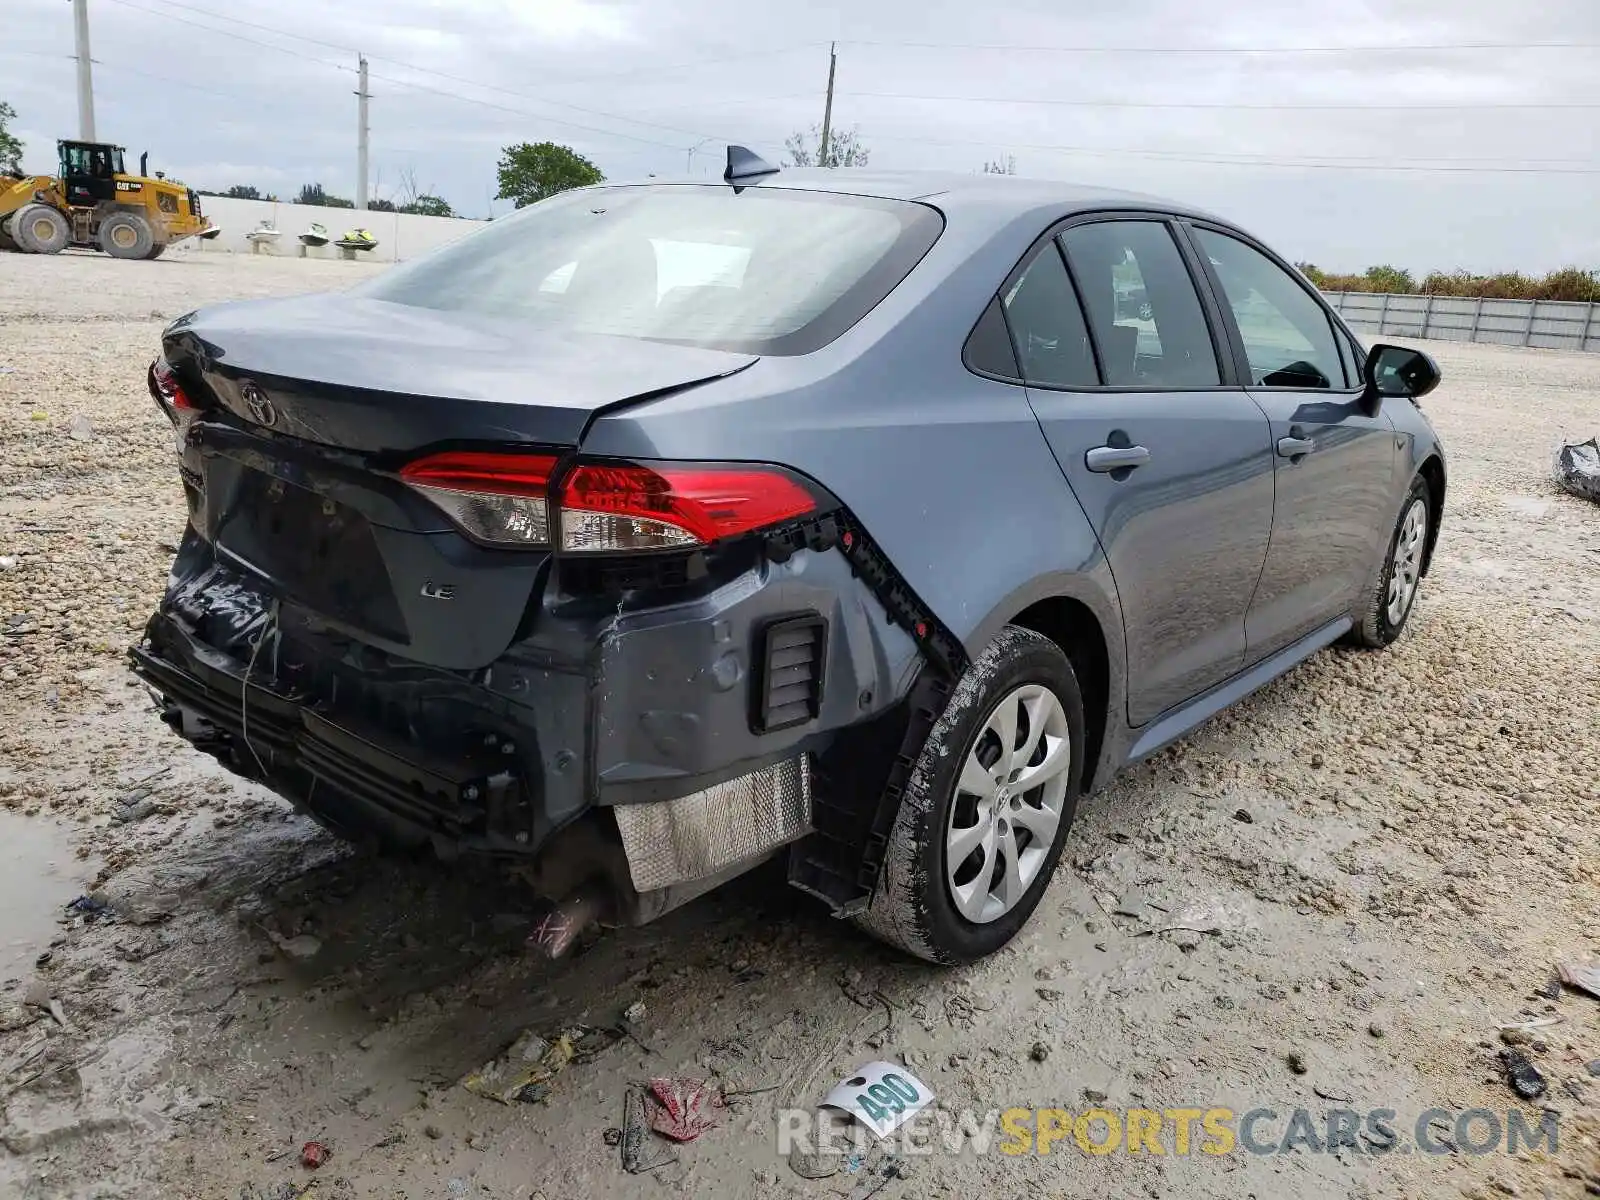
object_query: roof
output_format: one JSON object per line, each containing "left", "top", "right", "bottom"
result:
{"left": 602, "top": 166, "right": 1225, "bottom": 225}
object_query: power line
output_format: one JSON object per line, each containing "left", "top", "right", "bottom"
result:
{"left": 860, "top": 130, "right": 1600, "bottom": 173}
{"left": 134, "top": 0, "right": 822, "bottom": 90}
{"left": 841, "top": 37, "right": 1600, "bottom": 54}
{"left": 102, "top": 0, "right": 352, "bottom": 71}
{"left": 846, "top": 90, "right": 1600, "bottom": 111}
{"left": 121, "top": 0, "right": 778, "bottom": 147}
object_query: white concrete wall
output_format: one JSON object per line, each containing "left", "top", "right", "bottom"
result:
{"left": 185, "top": 196, "right": 484, "bottom": 263}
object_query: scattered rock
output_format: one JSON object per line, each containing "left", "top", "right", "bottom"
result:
{"left": 1233, "top": 808, "right": 1254, "bottom": 824}
{"left": 1029, "top": 1042, "right": 1050, "bottom": 1063}
{"left": 424, "top": 1124, "right": 444, "bottom": 1140}
{"left": 1368, "top": 1022, "right": 1386, "bottom": 1039}
{"left": 1499, "top": 1028, "right": 1531, "bottom": 1047}
{"left": 1082, "top": 1088, "right": 1107, "bottom": 1104}
{"left": 67, "top": 414, "right": 93, "bottom": 442}
{"left": 1287, "top": 1050, "right": 1308, "bottom": 1075}
{"left": 267, "top": 932, "right": 323, "bottom": 961}
{"left": 1499, "top": 1049, "right": 1546, "bottom": 1100}
{"left": 1036, "top": 988, "right": 1062, "bottom": 1002}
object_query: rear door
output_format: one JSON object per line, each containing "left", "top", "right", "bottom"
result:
{"left": 1183, "top": 225, "right": 1397, "bottom": 660}
{"left": 1003, "top": 216, "right": 1276, "bottom": 724}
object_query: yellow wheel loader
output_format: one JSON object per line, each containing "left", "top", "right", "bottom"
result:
{"left": 0, "top": 141, "right": 214, "bottom": 260}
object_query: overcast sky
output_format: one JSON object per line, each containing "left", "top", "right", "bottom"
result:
{"left": 4, "top": 0, "right": 1597, "bottom": 270}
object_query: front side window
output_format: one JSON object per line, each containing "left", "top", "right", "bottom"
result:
{"left": 359, "top": 185, "right": 943, "bottom": 356}
{"left": 1060, "top": 220, "right": 1220, "bottom": 388}
{"left": 1194, "top": 229, "right": 1344, "bottom": 389}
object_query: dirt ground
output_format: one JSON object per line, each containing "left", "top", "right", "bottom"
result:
{"left": 1, "top": 249, "right": 1598, "bottom": 1200}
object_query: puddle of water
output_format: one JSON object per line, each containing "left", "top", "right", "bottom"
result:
{"left": 0, "top": 812, "right": 87, "bottom": 982}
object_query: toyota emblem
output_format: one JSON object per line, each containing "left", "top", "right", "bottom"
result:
{"left": 241, "top": 381, "right": 277, "bottom": 427}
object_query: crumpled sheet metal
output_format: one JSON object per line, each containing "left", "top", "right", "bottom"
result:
{"left": 613, "top": 756, "right": 811, "bottom": 892}
{"left": 1555, "top": 437, "right": 1600, "bottom": 503}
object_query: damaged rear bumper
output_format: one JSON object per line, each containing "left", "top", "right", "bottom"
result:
{"left": 131, "top": 530, "right": 925, "bottom": 903}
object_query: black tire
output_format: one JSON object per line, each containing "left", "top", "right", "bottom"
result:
{"left": 854, "top": 625, "right": 1086, "bottom": 964}
{"left": 98, "top": 211, "right": 155, "bottom": 260}
{"left": 145, "top": 241, "right": 168, "bottom": 260}
{"left": 0, "top": 223, "right": 17, "bottom": 252}
{"left": 1348, "top": 473, "right": 1432, "bottom": 648}
{"left": 13, "top": 204, "right": 69, "bottom": 254}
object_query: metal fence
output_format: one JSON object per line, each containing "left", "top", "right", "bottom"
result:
{"left": 1325, "top": 291, "right": 1600, "bottom": 354}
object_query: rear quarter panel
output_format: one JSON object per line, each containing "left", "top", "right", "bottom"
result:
{"left": 580, "top": 197, "right": 1128, "bottom": 717}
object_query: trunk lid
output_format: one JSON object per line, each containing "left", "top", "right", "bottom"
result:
{"left": 165, "top": 294, "right": 756, "bottom": 451}
{"left": 162, "top": 294, "right": 756, "bottom": 670}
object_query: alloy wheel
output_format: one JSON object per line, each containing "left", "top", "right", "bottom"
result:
{"left": 1386, "top": 498, "right": 1428, "bottom": 626}
{"left": 945, "top": 683, "right": 1072, "bottom": 924}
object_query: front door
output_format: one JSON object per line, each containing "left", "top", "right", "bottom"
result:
{"left": 1002, "top": 217, "right": 1276, "bottom": 724}
{"left": 1184, "top": 225, "right": 1397, "bottom": 659}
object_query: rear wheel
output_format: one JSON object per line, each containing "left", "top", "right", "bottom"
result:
{"left": 99, "top": 211, "right": 155, "bottom": 260}
{"left": 0, "top": 225, "right": 16, "bottom": 252}
{"left": 854, "top": 626, "right": 1085, "bottom": 964}
{"left": 1349, "top": 473, "right": 1431, "bottom": 648}
{"left": 13, "top": 204, "right": 70, "bottom": 254}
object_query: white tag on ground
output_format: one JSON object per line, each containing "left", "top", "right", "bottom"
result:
{"left": 821, "top": 1060, "right": 935, "bottom": 1138}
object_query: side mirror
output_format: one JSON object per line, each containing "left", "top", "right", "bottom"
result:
{"left": 1364, "top": 343, "right": 1441, "bottom": 401}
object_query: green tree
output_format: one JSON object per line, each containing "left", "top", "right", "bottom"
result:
{"left": 495, "top": 142, "right": 603, "bottom": 208}
{"left": 400, "top": 194, "right": 455, "bottom": 217}
{"left": 0, "top": 101, "right": 24, "bottom": 178}
{"left": 369, "top": 197, "right": 397, "bottom": 213}
{"left": 296, "top": 182, "right": 354, "bottom": 209}
{"left": 224, "top": 184, "right": 261, "bottom": 200}
{"left": 784, "top": 124, "right": 870, "bottom": 168}
{"left": 1362, "top": 265, "right": 1415, "bottom": 294}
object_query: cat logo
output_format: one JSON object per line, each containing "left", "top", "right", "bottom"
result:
{"left": 420, "top": 581, "right": 457, "bottom": 600}
{"left": 115, "top": 180, "right": 144, "bottom": 192}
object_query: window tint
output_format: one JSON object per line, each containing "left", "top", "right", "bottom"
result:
{"left": 1194, "top": 229, "right": 1343, "bottom": 389}
{"left": 1060, "top": 220, "right": 1220, "bottom": 387}
{"left": 359, "top": 185, "right": 943, "bottom": 356}
{"left": 965, "top": 296, "right": 1020, "bottom": 379}
{"left": 999, "top": 245, "right": 1097, "bottom": 388}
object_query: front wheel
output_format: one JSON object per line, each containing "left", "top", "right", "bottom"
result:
{"left": 99, "top": 211, "right": 155, "bottom": 260}
{"left": 854, "top": 626, "right": 1085, "bottom": 964}
{"left": 1349, "top": 473, "right": 1431, "bottom": 648}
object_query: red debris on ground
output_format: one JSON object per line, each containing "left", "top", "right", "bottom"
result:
{"left": 646, "top": 1078, "right": 724, "bottom": 1142}
{"left": 300, "top": 1141, "right": 330, "bottom": 1169}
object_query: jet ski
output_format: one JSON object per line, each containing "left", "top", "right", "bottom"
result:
{"left": 299, "top": 222, "right": 330, "bottom": 248}
{"left": 335, "top": 227, "right": 378, "bottom": 251}
{"left": 245, "top": 219, "right": 281, "bottom": 244}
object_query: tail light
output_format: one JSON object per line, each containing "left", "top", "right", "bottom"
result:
{"left": 399, "top": 451, "right": 558, "bottom": 546}
{"left": 560, "top": 462, "right": 817, "bottom": 552}
{"left": 398, "top": 452, "right": 819, "bottom": 552}
{"left": 149, "top": 358, "right": 201, "bottom": 451}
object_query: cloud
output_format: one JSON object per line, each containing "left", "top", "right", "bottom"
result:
{"left": 1, "top": 0, "right": 1595, "bottom": 266}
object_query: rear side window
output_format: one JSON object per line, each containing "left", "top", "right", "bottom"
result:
{"left": 1193, "top": 229, "right": 1344, "bottom": 389}
{"left": 999, "top": 245, "right": 1098, "bottom": 388}
{"left": 1060, "top": 220, "right": 1220, "bottom": 388}
{"left": 357, "top": 185, "right": 943, "bottom": 356}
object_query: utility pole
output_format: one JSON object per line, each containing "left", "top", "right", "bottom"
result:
{"left": 72, "top": 0, "right": 97, "bottom": 141}
{"left": 355, "top": 55, "right": 370, "bottom": 211}
{"left": 818, "top": 41, "right": 836, "bottom": 167}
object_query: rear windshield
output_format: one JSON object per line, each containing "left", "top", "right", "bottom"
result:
{"left": 357, "top": 185, "right": 943, "bottom": 355}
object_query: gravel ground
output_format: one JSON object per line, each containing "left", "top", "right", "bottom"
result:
{"left": 1, "top": 250, "right": 1597, "bottom": 1200}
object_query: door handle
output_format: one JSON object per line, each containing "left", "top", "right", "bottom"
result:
{"left": 1276, "top": 435, "right": 1317, "bottom": 458}
{"left": 1085, "top": 444, "right": 1152, "bottom": 473}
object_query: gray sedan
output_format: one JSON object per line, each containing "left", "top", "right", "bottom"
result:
{"left": 134, "top": 150, "right": 1444, "bottom": 964}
